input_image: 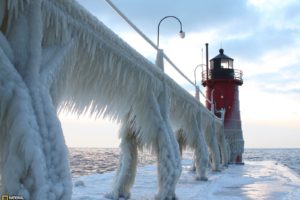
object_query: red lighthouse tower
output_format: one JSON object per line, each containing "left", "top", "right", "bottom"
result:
{"left": 202, "top": 47, "right": 244, "bottom": 164}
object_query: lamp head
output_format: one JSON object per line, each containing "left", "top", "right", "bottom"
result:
{"left": 179, "top": 30, "right": 185, "bottom": 38}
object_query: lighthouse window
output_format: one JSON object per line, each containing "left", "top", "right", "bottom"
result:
{"left": 221, "top": 60, "right": 229, "bottom": 69}
{"left": 221, "top": 60, "right": 233, "bottom": 69}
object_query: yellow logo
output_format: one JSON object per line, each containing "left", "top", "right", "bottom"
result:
{"left": 1, "top": 195, "right": 8, "bottom": 200}
{"left": 1, "top": 195, "right": 23, "bottom": 200}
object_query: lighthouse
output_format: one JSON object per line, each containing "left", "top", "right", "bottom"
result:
{"left": 202, "top": 46, "right": 244, "bottom": 164}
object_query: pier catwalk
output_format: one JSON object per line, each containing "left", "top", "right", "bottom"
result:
{"left": 73, "top": 160, "right": 300, "bottom": 200}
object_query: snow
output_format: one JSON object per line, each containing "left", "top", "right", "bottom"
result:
{"left": 72, "top": 160, "right": 300, "bottom": 200}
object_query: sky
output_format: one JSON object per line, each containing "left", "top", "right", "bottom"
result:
{"left": 60, "top": 0, "right": 300, "bottom": 148}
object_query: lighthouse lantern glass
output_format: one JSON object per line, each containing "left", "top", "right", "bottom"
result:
{"left": 221, "top": 59, "right": 233, "bottom": 69}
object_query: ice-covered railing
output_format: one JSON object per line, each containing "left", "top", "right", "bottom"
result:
{"left": 104, "top": 0, "right": 213, "bottom": 106}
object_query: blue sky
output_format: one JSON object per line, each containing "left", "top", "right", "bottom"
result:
{"left": 60, "top": 0, "right": 300, "bottom": 148}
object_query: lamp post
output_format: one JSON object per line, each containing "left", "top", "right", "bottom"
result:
{"left": 194, "top": 64, "right": 205, "bottom": 101}
{"left": 157, "top": 16, "right": 185, "bottom": 49}
{"left": 156, "top": 16, "right": 185, "bottom": 71}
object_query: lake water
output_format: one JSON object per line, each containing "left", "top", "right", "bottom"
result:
{"left": 69, "top": 148, "right": 300, "bottom": 178}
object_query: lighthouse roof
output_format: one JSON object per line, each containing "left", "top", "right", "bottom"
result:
{"left": 211, "top": 48, "right": 234, "bottom": 61}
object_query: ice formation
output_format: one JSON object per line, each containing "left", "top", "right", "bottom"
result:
{"left": 0, "top": 0, "right": 229, "bottom": 199}
{"left": 72, "top": 160, "right": 300, "bottom": 200}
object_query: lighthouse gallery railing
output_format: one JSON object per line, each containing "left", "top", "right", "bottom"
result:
{"left": 201, "top": 69, "right": 243, "bottom": 84}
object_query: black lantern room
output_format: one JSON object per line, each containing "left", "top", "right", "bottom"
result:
{"left": 210, "top": 49, "right": 236, "bottom": 80}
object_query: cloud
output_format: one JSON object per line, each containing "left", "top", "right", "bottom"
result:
{"left": 77, "top": 0, "right": 258, "bottom": 37}
{"left": 223, "top": 27, "right": 299, "bottom": 60}
{"left": 284, "top": 2, "right": 300, "bottom": 26}
{"left": 247, "top": 64, "right": 300, "bottom": 96}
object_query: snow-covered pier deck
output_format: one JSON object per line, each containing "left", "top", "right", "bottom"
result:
{"left": 73, "top": 160, "right": 300, "bottom": 200}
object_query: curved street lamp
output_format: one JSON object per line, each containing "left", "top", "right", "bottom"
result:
{"left": 155, "top": 16, "right": 185, "bottom": 71}
{"left": 157, "top": 16, "right": 185, "bottom": 49}
{"left": 194, "top": 64, "right": 206, "bottom": 101}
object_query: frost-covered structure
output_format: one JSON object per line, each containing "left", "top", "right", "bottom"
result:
{"left": 1, "top": 0, "right": 72, "bottom": 199}
{"left": 0, "top": 0, "right": 227, "bottom": 199}
{"left": 215, "top": 109, "right": 230, "bottom": 166}
{"left": 172, "top": 105, "right": 229, "bottom": 176}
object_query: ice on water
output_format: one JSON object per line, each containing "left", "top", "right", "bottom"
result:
{"left": 72, "top": 160, "right": 300, "bottom": 200}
